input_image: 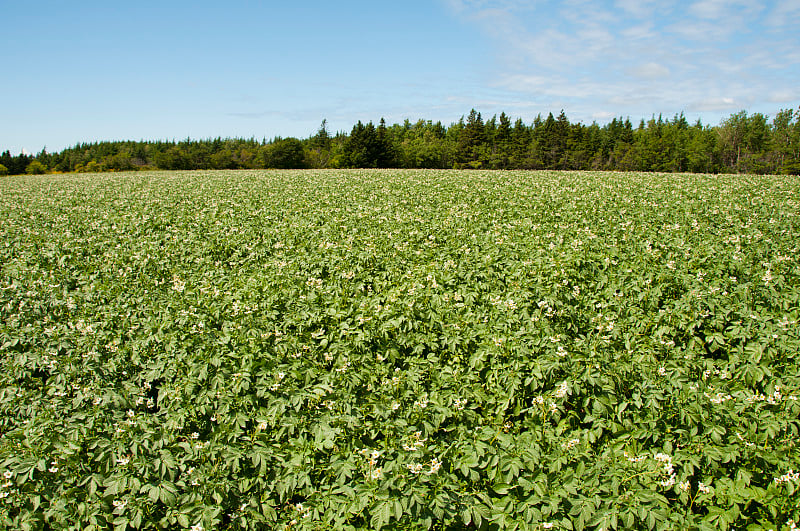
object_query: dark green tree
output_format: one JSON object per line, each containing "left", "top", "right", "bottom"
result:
{"left": 376, "top": 118, "right": 398, "bottom": 168}
{"left": 342, "top": 121, "right": 382, "bottom": 167}
{"left": 537, "top": 111, "right": 570, "bottom": 168}
{"left": 491, "top": 112, "right": 512, "bottom": 169}
{"left": 686, "top": 120, "right": 718, "bottom": 174}
{"left": 154, "top": 146, "right": 191, "bottom": 170}
{"left": 456, "top": 109, "right": 487, "bottom": 167}
{"left": 266, "top": 137, "right": 307, "bottom": 169}
{"left": 0, "top": 151, "right": 13, "bottom": 174}
{"left": 510, "top": 118, "right": 533, "bottom": 168}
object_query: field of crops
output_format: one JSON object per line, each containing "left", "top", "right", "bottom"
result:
{"left": 1, "top": 169, "right": 799, "bottom": 530}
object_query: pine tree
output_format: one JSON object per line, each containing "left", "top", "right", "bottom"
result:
{"left": 456, "top": 109, "right": 486, "bottom": 167}
{"left": 493, "top": 112, "right": 512, "bottom": 169}
{"left": 376, "top": 118, "right": 397, "bottom": 167}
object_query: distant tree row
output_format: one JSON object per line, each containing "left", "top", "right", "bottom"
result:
{"left": 2, "top": 108, "right": 799, "bottom": 176}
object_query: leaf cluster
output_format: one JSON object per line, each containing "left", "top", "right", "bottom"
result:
{"left": 1, "top": 170, "right": 799, "bottom": 530}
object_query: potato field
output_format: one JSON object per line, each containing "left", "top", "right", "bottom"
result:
{"left": 1, "top": 169, "right": 799, "bottom": 530}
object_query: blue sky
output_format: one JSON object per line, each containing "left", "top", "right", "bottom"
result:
{"left": 2, "top": 0, "right": 799, "bottom": 154}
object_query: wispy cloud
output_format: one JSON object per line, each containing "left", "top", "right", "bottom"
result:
{"left": 689, "top": 97, "right": 739, "bottom": 112}
{"left": 764, "top": 0, "right": 800, "bottom": 26}
{"left": 441, "top": 0, "right": 799, "bottom": 123}
{"left": 688, "top": 0, "right": 759, "bottom": 20}
{"left": 628, "top": 62, "right": 670, "bottom": 79}
{"left": 613, "top": 0, "right": 660, "bottom": 18}
{"left": 592, "top": 111, "right": 616, "bottom": 120}
{"left": 767, "top": 88, "right": 800, "bottom": 103}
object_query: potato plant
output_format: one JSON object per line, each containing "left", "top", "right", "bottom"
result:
{"left": 1, "top": 169, "right": 799, "bottom": 530}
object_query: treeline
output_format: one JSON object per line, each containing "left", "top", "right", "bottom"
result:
{"left": 2, "top": 108, "right": 799, "bottom": 176}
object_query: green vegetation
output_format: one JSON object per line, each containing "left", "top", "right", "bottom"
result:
{"left": 1, "top": 169, "right": 799, "bottom": 530}
{"left": 24, "top": 161, "right": 47, "bottom": 175}
{"left": 3, "top": 107, "right": 800, "bottom": 175}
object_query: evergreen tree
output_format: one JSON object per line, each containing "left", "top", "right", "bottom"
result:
{"left": 539, "top": 112, "right": 561, "bottom": 168}
{"left": 771, "top": 108, "right": 800, "bottom": 174}
{"left": 5, "top": 106, "right": 799, "bottom": 175}
{"left": 686, "top": 121, "right": 718, "bottom": 174}
{"left": 376, "top": 118, "right": 397, "bottom": 168}
{"left": 510, "top": 118, "right": 533, "bottom": 168}
{"left": 0, "top": 151, "right": 12, "bottom": 174}
{"left": 456, "top": 109, "right": 486, "bottom": 167}
{"left": 492, "top": 112, "right": 512, "bottom": 169}
{"left": 342, "top": 121, "right": 382, "bottom": 168}
{"left": 312, "top": 119, "right": 331, "bottom": 151}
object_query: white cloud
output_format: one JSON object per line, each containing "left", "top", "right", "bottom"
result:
{"left": 688, "top": 0, "right": 764, "bottom": 19}
{"left": 629, "top": 62, "right": 671, "bottom": 79}
{"left": 764, "top": 0, "right": 800, "bottom": 26}
{"left": 676, "top": 0, "right": 766, "bottom": 41}
{"left": 613, "top": 0, "right": 658, "bottom": 18}
{"left": 621, "top": 23, "right": 656, "bottom": 40}
{"left": 496, "top": 74, "right": 623, "bottom": 102}
{"left": 441, "top": 0, "right": 799, "bottom": 123}
{"left": 668, "top": 19, "right": 738, "bottom": 42}
{"left": 768, "top": 89, "right": 800, "bottom": 103}
{"left": 688, "top": 97, "right": 739, "bottom": 112}
{"left": 442, "top": 0, "right": 537, "bottom": 16}
{"left": 497, "top": 74, "right": 558, "bottom": 92}
{"left": 592, "top": 111, "right": 616, "bottom": 120}
{"left": 575, "top": 26, "right": 616, "bottom": 51}
{"left": 468, "top": 6, "right": 526, "bottom": 39}
{"left": 688, "top": 0, "right": 731, "bottom": 19}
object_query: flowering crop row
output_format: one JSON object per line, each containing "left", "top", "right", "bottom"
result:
{"left": 1, "top": 169, "right": 799, "bottom": 530}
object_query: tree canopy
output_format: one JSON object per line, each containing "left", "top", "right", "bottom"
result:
{"left": 2, "top": 107, "right": 799, "bottom": 175}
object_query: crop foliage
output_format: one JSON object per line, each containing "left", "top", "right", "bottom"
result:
{"left": 1, "top": 169, "right": 799, "bottom": 530}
